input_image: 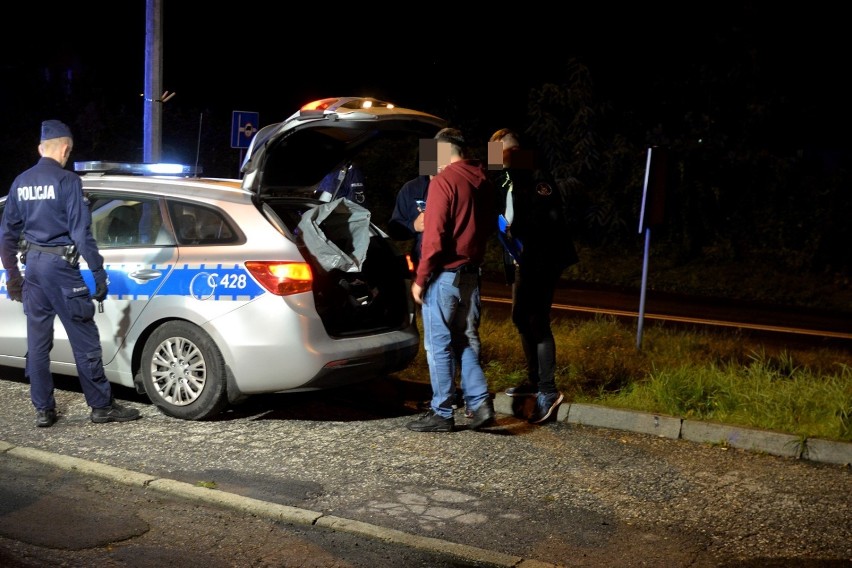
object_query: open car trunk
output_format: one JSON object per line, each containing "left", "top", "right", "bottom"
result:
{"left": 240, "top": 98, "right": 447, "bottom": 337}
{"left": 263, "top": 196, "right": 412, "bottom": 337}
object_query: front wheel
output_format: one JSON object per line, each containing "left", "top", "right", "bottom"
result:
{"left": 140, "top": 321, "right": 228, "bottom": 420}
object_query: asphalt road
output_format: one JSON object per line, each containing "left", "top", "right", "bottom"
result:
{"left": 0, "top": 371, "right": 849, "bottom": 567}
{"left": 0, "top": 449, "right": 483, "bottom": 568}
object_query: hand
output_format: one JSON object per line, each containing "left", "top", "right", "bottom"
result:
{"left": 413, "top": 212, "right": 425, "bottom": 233}
{"left": 94, "top": 280, "right": 108, "bottom": 303}
{"left": 92, "top": 269, "right": 109, "bottom": 302}
{"left": 411, "top": 282, "right": 423, "bottom": 305}
{"left": 7, "top": 275, "right": 23, "bottom": 302}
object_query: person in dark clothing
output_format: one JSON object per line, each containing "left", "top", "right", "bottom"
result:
{"left": 388, "top": 174, "right": 430, "bottom": 272}
{"left": 489, "top": 128, "right": 579, "bottom": 424}
{"left": 407, "top": 128, "right": 496, "bottom": 433}
{"left": 0, "top": 120, "right": 142, "bottom": 428}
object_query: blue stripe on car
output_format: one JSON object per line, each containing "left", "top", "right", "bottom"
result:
{"left": 77, "top": 264, "right": 265, "bottom": 301}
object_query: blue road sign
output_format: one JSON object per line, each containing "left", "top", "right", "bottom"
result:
{"left": 231, "top": 111, "right": 259, "bottom": 149}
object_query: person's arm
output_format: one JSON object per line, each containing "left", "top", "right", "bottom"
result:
{"left": 65, "top": 177, "right": 108, "bottom": 301}
{"left": 414, "top": 177, "right": 450, "bottom": 289}
{"left": 1, "top": 191, "right": 25, "bottom": 301}
{"left": 0, "top": 191, "right": 23, "bottom": 276}
{"left": 66, "top": 177, "right": 103, "bottom": 269}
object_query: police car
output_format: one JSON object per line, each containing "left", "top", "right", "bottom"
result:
{"left": 0, "top": 97, "right": 446, "bottom": 420}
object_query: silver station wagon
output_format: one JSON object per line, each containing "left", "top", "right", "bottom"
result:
{"left": 0, "top": 97, "right": 446, "bottom": 420}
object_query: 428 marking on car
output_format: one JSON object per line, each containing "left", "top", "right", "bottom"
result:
{"left": 96, "top": 263, "right": 266, "bottom": 301}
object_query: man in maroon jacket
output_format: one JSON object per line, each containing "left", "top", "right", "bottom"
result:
{"left": 407, "top": 128, "right": 496, "bottom": 433}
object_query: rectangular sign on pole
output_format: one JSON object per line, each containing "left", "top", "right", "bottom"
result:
{"left": 231, "top": 111, "right": 259, "bottom": 149}
{"left": 638, "top": 146, "right": 668, "bottom": 233}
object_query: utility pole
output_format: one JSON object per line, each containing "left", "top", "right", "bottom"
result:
{"left": 143, "top": 0, "right": 162, "bottom": 162}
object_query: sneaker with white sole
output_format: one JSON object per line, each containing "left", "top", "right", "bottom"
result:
{"left": 528, "top": 392, "right": 564, "bottom": 424}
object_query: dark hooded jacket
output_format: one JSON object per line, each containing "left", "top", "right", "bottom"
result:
{"left": 493, "top": 147, "right": 578, "bottom": 277}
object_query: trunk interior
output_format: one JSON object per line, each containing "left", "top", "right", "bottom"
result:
{"left": 262, "top": 198, "right": 413, "bottom": 337}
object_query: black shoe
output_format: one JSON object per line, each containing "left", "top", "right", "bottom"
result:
{"left": 91, "top": 402, "right": 141, "bottom": 423}
{"left": 407, "top": 410, "right": 454, "bottom": 432}
{"left": 505, "top": 382, "right": 538, "bottom": 397}
{"left": 35, "top": 409, "right": 57, "bottom": 428}
{"left": 469, "top": 398, "right": 495, "bottom": 430}
{"left": 529, "top": 392, "right": 565, "bottom": 424}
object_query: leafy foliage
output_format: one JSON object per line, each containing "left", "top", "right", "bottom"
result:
{"left": 518, "top": 51, "right": 852, "bottom": 291}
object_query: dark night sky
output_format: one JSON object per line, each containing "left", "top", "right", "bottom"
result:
{"left": 1, "top": 2, "right": 848, "bottom": 182}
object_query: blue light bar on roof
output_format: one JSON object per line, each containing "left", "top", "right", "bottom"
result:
{"left": 73, "top": 161, "right": 202, "bottom": 176}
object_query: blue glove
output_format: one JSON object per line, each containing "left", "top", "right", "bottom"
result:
{"left": 92, "top": 269, "right": 109, "bottom": 303}
{"left": 7, "top": 275, "right": 23, "bottom": 302}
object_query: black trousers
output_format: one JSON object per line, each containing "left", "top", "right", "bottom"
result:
{"left": 511, "top": 261, "right": 562, "bottom": 395}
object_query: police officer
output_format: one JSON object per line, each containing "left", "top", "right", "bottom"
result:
{"left": 0, "top": 120, "right": 141, "bottom": 427}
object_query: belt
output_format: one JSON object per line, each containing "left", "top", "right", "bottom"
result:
{"left": 445, "top": 263, "right": 479, "bottom": 274}
{"left": 29, "top": 244, "right": 68, "bottom": 255}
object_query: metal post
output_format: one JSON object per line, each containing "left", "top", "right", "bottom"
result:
{"left": 637, "top": 226, "right": 651, "bottom": 350}
{"left": 143, "top": 0, "right": 162, "bottom": 163}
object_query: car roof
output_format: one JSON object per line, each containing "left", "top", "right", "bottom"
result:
{"left": 71, "top": 170, "right": 251, "bottom": 206}
{"left": 239, "top": 97, "right": 446, "bottom": 196}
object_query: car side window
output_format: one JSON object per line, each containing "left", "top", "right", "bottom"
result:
{"left": 167, "top": 202, "right": 237, "bottom": 245}
{"left": 89, "top": 196, "right": 174, "bottom": 248}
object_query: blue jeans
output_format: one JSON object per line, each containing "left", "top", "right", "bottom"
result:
{"left": 421, "top": 269, "right": 489, "bottom": 419}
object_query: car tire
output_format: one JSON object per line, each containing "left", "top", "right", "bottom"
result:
{"left": 140, "top": 320, "right": 229, "bottom": 420}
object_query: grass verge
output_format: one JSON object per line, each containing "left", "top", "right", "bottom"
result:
{"left": 396, "top": 313, "right": 852, "bottom": 443}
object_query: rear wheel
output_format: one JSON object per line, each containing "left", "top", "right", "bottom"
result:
{"left": 140, "top": 321, "right": 228, "bottom": 420}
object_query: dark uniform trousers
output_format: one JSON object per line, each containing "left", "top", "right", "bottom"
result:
{"left": 511, "top": 260, "right": 563, "bottom": 395}
{"left": 23, "top": 250, "right": 111, "bottom": 410}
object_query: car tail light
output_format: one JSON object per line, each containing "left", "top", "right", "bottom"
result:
{"left": 245, "top": 261, "right": 312, "bottom": 296}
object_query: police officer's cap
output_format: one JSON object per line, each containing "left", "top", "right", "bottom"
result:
{"left": 41, "top": 120, "right": 73, "bottom": 141}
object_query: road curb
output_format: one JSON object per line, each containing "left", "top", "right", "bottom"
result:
{"left": 492, "top": 395, "right": 852, "bottom": 466}
{"left": 315, "top": 515, "right": 525, "bottom": 567}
